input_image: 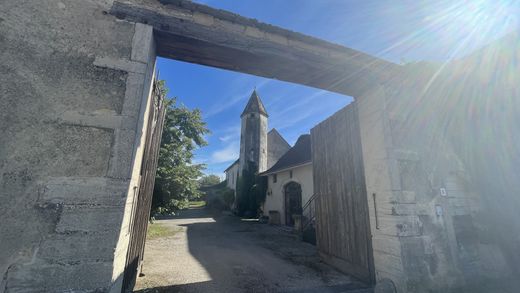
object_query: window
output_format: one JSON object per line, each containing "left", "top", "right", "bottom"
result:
{"left": 273, "top": 174, "right": 277, "bottom": 183}
{"left": 289, "top": 170, "right": 293, "bottom": 178}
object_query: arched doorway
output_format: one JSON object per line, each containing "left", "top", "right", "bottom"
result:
{"left": 284, "top": 182, "right": 303, "bottom": 226}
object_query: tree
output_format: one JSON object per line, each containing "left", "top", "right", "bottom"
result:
{"left": 152, "top": 80, "right": 210, "bottom": 214}
{"left": 235, "top": 162, "right": 267, "bottom": 217}
{"left": 198, "top": 174, "right": 221, "bottom": 187}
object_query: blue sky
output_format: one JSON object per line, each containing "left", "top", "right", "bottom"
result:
{"left": 157, "top": 0, "right": 519, "bottom": 177}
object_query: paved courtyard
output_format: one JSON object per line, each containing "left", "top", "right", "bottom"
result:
{"left": 133, "top": 208, "right": 370, "bottom": 293}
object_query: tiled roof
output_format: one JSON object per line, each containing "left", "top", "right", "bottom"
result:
{"left": 260, "top": 134, "right": 311, "bottom": 175}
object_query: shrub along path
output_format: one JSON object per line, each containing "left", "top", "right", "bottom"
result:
{"left": 134, "top": 208, "right": 371, "bottom": 293}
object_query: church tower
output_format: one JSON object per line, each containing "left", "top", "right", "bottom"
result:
{"left": 239, "top": 90, "right": 268, "bottom": 174}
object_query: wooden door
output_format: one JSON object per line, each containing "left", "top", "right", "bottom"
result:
{"left": 311, "top": 102, "right": 374, "bottom": 284}
{"left": 284, "top": 182, "right": 302, "bottom": 226}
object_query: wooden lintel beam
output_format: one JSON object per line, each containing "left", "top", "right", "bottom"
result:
{"left": 111, "top": 1, "right": 401, "bottom": 97}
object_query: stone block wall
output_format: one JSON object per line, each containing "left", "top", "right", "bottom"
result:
{"left": 0, "top": 1, "right": 156, "bottom": 292}
{"left": 358, "top": 53, "right": 519, "bottom": 292}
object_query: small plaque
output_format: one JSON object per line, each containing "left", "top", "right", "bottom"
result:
{"left": 435, "top": 205, "right": 443, "bottom": 216}
{"left": 440, "top": 188, "right": 447, "bottom": 196}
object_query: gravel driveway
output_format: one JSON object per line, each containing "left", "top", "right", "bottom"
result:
{"left": 133, "top": 208, "right": 371, "bottom": 293}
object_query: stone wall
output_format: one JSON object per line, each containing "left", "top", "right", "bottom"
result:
{"left": 0, "top": 1, "right": 156, "bottom": 292}
{"left": 1, "top": 0, "right": 517, "bottom": 292}
{"left": 358, "top": 35, "right": 520, "bottom": 291}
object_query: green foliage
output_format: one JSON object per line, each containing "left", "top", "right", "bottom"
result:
{"left": 198, "top": 174, "right": 221, "bottom": 187}
{"left": 252, "top": 175, "right": 268, "bottom": 207}
{"left": 235, "top": 162, "right": 267, "bottom": 217}
{"left": 152, "top": 81, "right": 210, "bottom": 215}
{"left": 201, "top": 180, "right": 235, "bottom": 211}
{"left": 219, "top": 186, "right": 236, "bottom": 208}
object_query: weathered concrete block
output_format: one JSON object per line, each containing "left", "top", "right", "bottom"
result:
{"left": 107, "top": 129, "right": 137, "bottom": 179}
{"left": 372, "top": 235, "right": 402, "bottom": 257}
{"left": 394, "top": 191, "right": 417, "bottom": 204}
{"left": 121, "top": 72, "right": 146, "bottom": 118}
{"left": 39, "top": 177, "right": 128, "bottom": 208}
{"left": 5, "top": 262, "right": 112, "bottom": 293}
{"left": 396, "top": 216, "right": 423, "bottom": 237}
{"left": 93, "top": 56, "right": 147, "bottom": 74}
{"left": 57, "top": 58, "right": 129, "bottom": 115}
{"left": 57, "top": 110, "right": 124, "bottom": 130}
{"left": 131, "top": 23, "right": 154, "bottom": 63}
{"left": 56, "top": 206, "right": 124, "bottom": 233}
{"left": 39, "top": 232, "right": 118, "bottom": 263}
{"left": 416, "top": 202, "right": 435, "bottom": 216}
{"left": 391, "top": 203, "right": 416, "bottom": 216}
{"left": 44, "top": 125, "right": 113, "bottom": 177}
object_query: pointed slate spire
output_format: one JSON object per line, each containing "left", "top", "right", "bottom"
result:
{"left": 241, "top": 89, "right": 269, "bottom": 117}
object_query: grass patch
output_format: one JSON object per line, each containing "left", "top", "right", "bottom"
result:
{"left": 147, "top": 223, "right": 179, "bottom": 240}
{"left": 188, "top": 200, "right": 206, "bottom": 208}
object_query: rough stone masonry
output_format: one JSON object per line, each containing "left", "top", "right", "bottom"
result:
{"left": 1, "top": 0, "right": 519, "bottom": 292}
{"left": 1, "top": 1, "right": 157, "bottom": 292}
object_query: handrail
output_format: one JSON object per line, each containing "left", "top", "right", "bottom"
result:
{"left": 302, "top": 193, "right": 318, "bottom": 213}
{"left": 301, "top": 193, "right": 319, "bottom": 234}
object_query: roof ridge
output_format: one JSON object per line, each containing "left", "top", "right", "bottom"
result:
{"left": 268, "top": 128, "right": 290, "bottom": 147}
{"left": 260, "top": 133, "right": 312, "bottom": 176}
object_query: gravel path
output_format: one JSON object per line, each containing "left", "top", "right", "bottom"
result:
{"left": 133, "top": 208, "right": 371, "bottom": 293}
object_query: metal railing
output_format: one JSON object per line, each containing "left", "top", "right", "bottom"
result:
{"left": 301, "top": 193, "right": 318, "bottom": 233}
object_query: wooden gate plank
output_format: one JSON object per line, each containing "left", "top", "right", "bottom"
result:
{"left": 122, "top": 78, "right": 167, "bottom": 292}
{"left": 311, "top": 102, "right": 374, "bottom": 284}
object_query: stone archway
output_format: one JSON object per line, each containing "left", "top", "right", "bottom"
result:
{"left": 284, "top": 181, "right": 302, "bottom": 226}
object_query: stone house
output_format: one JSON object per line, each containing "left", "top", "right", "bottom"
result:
{"left": 260, "top": 134, "right": 313, "bottom": 226}
{"left": 224, "top": 90, "right": 314, "bottom": 225}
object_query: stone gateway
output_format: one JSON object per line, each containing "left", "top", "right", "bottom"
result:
{"left": 1, "top": 0, "right": 519, "bottom": 292}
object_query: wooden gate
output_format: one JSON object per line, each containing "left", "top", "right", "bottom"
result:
{"left": 311, "top": 102, "right": 375, "bottom": 284}
{"left": 122, "top": 78, "right": 167, "bottom": 292}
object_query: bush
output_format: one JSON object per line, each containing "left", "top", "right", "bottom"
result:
{"left": 235, "top": 162, "right": 267, "bottom": 217}
{"left": 219, "top": 188, "right": 235, "bottom": 207}
{"left": 204, "top": 181, "right": 235, "bottom": 211}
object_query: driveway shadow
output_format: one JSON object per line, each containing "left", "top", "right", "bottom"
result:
{"left": 135, "top": 208, "right": 370, "bottom": 293}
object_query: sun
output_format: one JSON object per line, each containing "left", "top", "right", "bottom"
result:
{"left": 422, "top": 0, "right": 518, "bottom": 58}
